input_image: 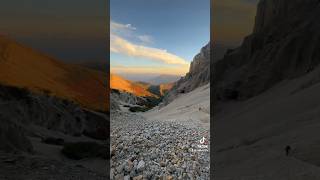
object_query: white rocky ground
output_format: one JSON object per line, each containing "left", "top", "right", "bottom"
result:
{"left": 110, "top": 84, "right": 210, "bottom": 180}
{"left": 145, "top": 84, "right": 210, "bottom": 130}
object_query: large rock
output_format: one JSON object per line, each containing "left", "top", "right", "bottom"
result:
{"left": 214, "top": 0, "right": 320, "bottom": 101}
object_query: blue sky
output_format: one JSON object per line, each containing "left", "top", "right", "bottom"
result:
{"left": 110, "top": 0, "right": 210, "bottom": 76}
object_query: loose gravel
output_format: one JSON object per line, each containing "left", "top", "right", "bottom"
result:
{"left": 111, "top": 111, "right": 210, "bottom": 180}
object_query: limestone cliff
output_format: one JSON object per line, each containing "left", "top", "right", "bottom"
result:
{"left": 214, "top": 0, "right": 320, "bottom": 101}
{"left": 163, "top": 43, "right": 210, "bottom": 105}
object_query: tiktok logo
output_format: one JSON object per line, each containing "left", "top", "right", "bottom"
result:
{"left": 197, "top": 136, "right": 209, "bottom": 151}
{"left": 200, "top": 137, "right": 206, "bottom": 144}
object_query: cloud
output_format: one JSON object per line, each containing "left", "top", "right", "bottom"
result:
{"left": 110, "top": 20, "right": 189, "bottom": 66}
{"left": 111, "top": 64, "right": 190, "bottom": 76}
{"left": 110, "top": 34, "right": 188, "bottom": 65}
{"left": 111, "top": 20, "right": 149, "bottom": 43}
{"left": 138, "top": 35, "right": 153, "bottom": 44}
{"left": 110, "top": 21, "right": 136, "bottom": 33}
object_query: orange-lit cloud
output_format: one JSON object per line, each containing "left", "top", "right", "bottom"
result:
{"left": 110, "top": 34, "right": 188, "bottom": 65}
{"left": 110, "top": 21, "right": 189, "bottom": 65}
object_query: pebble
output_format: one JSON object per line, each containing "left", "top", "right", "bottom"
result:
{"left": 133, "top": 175, "right": 143, "bottom": 180}
{"left": 137, "top": 160, "right": 145, "bottom": 171}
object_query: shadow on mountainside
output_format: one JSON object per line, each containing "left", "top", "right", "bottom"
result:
{"left": 0, "top": 84, "right": 108, "bottom": 179}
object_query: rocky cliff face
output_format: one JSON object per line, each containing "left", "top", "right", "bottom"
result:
{"left": 0, "top": 117, "right": 33, "bottom": 153}
{"left": 0, "top": 84, "right": 108, "bottom": 152}
{"left": 110, "top": 89, "right": 139, "bottom": 111}
{"left": 163, "top": 43, "right": 210, "bottom": 105}
{"left": 214, "top": 0, "right": 320, "bottom": 101}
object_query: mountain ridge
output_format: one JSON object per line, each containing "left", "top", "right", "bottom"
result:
{"left": 146, "top": 74, "right": 180, "bottom": 85}
{"left": 0, "top": 35, "right": 108, "bottom": 111}
{"left": 162, "top": 42, "right": 210, "bottom": 105}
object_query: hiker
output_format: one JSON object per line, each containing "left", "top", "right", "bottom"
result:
{"left": 285, "top": 145, "right": 291, "bottom": 156}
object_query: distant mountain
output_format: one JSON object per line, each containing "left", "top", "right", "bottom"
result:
{"left": 146, "top": 74, "right": 180, "bottom": 85}
{"left": 110, "top": 74, "right": 157, "bottom": 97}
{"left": 110, "top": 74, "right": 176, "bottom": 112}
{"left": 114, "top": 74, "right": 157, "bottom": 82}
{"left": 147, "top": 82, "right": 174, "bottom": 97}
{"left": 110, "top": 73, "right": 176, "bottom": 98}
{"left": 0, "top": 35, "right": 107, "bottom": 111}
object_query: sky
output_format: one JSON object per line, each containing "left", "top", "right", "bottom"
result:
{"left": 110, "top": 0, "right": 210, "bottom": 77}
{"left": 0, "top": 0, "right": 259, "bottom": 72}
{"left": 0, "top": 0, "right": 106, "bottom": 63}
{"left": 213, "top": 0, "right": 259, "bottom": 60}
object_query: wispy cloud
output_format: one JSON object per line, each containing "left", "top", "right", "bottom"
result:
{"left": 111, "top": 64, "right": 190, "bottom": 76}
{"left": 111, "top": 21, "right": 136, "bottom": 33}
{"left": 111, "top": 34, "right": 188, "bottom": 65}
{"left": 138, "top": 35, "right": 153, "bottom": 44}
{"left": 110, "top": 20, "right": 188, "bottom": 65}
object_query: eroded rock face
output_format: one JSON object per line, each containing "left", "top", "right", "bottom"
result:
{"left": 214, "top": 0, "right": 320, "bottom": 101}
{"left": 163, "top": 43, "right": 210, "bottom": 105}
{"left": 0, "top": 84, "right": 108, "bottom": 142}
{"left": 0, "top": 117, "right": 33, "bottom": 153}
{"left": 253, "top": 0, "right": 319, "bottom": 34}
{"left": 110, "top": 90, "right": 140, "bottom": 112}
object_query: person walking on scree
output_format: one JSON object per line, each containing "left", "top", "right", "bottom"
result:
{"left": 285, "top": 145, "right": 291, "bottom": 156}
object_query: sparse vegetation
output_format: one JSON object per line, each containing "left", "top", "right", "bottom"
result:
{"left": 136, "top": 96, "right": 162, "bottom": 110}
{"left": 111, "top": 89, "right": 121, "bottom": 95}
